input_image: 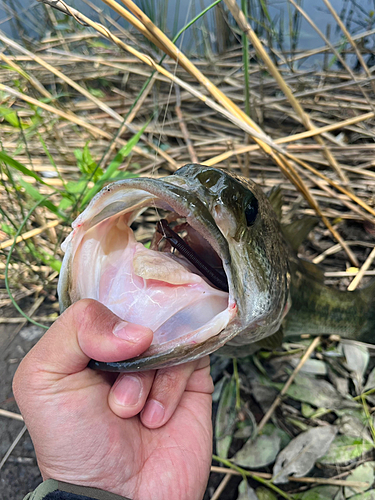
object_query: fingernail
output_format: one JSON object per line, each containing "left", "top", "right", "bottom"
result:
{"left": 113, "top": 376, "right": 142, "bottom": 406}
{"left": 141, "top": 399, "right": 165, "bottom": 426}
{"left": 113, "top": 321, "right": 152, "bottom": 342}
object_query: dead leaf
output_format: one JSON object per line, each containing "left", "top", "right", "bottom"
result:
{"left": 335, "top": 415, "right": 372, "bottom": 443}
{"left": 272, "top": 426, "right": 337, "bottom": 484}
{"left": 233, "top": 432, "right": 281, "bottom": 469}
{"left": 364, "top": 367, "right": 375, "bottom": 392}
{"left": 293, "top": 485, "right": 341, "bottom": 500}
{"left": 238, "top": 479, "right": 260, "bottom": 500}
{"left": 286, "top": 373, "right": 356, "bottom": 409}
{"left": 343, "top": 344, "right": 369, "bottom": 394}
{"left": 290, "top": 358, "right": 327, "bottom": 376}
{"left": 344, "top": 461, "right": 374, "bottom": 497}
{"left": 319, "top": 435, "right": 373, "bottom": 464}
{"left": 215, "top": 376, "right": 236, "bottom": 458}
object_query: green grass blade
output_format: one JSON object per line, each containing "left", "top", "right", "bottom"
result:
{"left": 172, "top": 0, "right": 222, "bottom": 43}
{"left": 80, "top": 121, "right": 148, "bottom": 207}
{"left": 0, "top": 150, "right": 54, "bottom": 188}
{"left": 37, "top": 132, "right": 67, "bottom": 187}
{"left": 5, "top": 196, "right": 52, "bottom": 330}
{"left": 17, "top": 178, "right": 63, "bottom": 218}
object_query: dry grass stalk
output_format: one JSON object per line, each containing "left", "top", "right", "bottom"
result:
{"left": 0, "top": 425, "right": 27, "bottom": 470}
{"left": 322, "top": 0, "right": 375, "bottom": 95}
{"left": 287, "top": 0, "right": 375, "bottom": 112}
{"left": 286, "top": 155, "right": 375, "bottom": 219}
{"left": 0, "top": 410, "right": 24, "bottom": 421}
{"left": 0, "top": 30, "right": 177, "bottom": 170}
{"left": 175, "top": 86, "right": 198, "bottom": 163}
{"left": 257, "top": 336, "right": 321, "bottom": 434}
{"left": 0, "top": 52, "right": 52, "bottom": 100}
{"left": 347, "top": 247, "right": 375, "bottom": 291}
{"left": 1, "top": 4, "right": 375, "bottom": 497}
{"left": 223, "top": 0, "right": 348, "bottom": 185}
{"left": 0, "top": 83, "right": 156, "bottom": 162}
{"left": 92, "top": 0, "right": 174, "bottom": 56}
{"left": 0, "top": 3, "right": 373, "bottom": 282}
{"left": 210, "top": 473, "right": 232, "bottom": 500}
{"left": 0, "top": 220, "right": 59, "bottom": 250}
{"left": 83, "top": 0, "right": 362, "bottom": 264}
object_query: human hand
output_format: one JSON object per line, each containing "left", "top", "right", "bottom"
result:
{"left": 13, "top": 299, "right": 213, "bottom": 500}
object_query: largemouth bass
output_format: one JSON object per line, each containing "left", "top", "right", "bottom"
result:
{"left": 57, "top": 164, "right": 375, "bottom": 371}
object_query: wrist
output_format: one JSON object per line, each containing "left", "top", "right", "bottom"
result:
{"left": 25, "top": 479, "right": 132, "bottom": 500}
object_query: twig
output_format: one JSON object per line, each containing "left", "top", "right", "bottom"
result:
{"left": 0, "top": 410, "right": 24, "bottom": 421}
{"left": 0, "top": 425, "right": 27, "bottom": 470}
{"left": 257, "top": 336, "right": 321, "bottom": 433}
{"left": 347, "top": 246, "right": 375, "bottom": 291}
{"left": 210, "top": 473, "right": 231, "bottom": 500}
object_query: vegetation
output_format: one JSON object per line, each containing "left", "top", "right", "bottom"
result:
{"left": 1, "top": 0, "right": 375, "bottom": 498}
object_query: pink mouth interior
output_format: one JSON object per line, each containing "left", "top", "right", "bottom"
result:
{"left": 69, "top": 212, "right": 232, "bottom": 347}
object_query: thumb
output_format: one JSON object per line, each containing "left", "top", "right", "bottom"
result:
{"left": 19, "top": 299, "right": 153, "bottom": 376}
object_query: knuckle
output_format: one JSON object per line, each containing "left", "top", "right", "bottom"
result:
{"left": 154, "top": 369, "right": 181, "bottom": 395}
{"left": 196, "top": 356, "right": 210, "bottom": 370}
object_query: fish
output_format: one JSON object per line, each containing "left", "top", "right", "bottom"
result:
{"left": 57, "top": 164, "right": 375, "bottom": 372}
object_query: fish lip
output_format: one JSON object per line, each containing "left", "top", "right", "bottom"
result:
{"left": 59, "top": 175, "right": 238, "bottom": 371}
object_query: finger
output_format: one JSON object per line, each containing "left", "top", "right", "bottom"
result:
{"left": 18, "top": 299, "right": 153, "bottom": 376}
{"left": 185, "top": 363, "right": 214, "bottom": 394}
{"left": 140, "top": 356, "right": 211, "bottom": 429}
{"left": 108, "top": 371, "right": 155, "bottom": 418}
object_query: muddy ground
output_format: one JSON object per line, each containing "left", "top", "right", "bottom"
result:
{"left": 0, "top": 307, "right": 44, "bottom": 499}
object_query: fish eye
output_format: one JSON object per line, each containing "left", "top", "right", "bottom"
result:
{"left": 245, "top": 197, "right": 258, "bottom": 226}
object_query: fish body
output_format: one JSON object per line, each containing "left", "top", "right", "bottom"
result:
{"left": 57, "top": 165, "right": 375, "bottom": 371}
{"left": 284, "top": 255, "right": 375, "bottom": 343}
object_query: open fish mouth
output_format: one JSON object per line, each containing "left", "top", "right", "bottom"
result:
{"left": 58, "top": 176, "right": 239, "bottom": 371}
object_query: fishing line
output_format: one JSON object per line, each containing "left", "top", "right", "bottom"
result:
{"left": 150, "top": 1, "right": 193, "bottom": 232}
{"left": 151, "top": 0, "right": 193, "bottom": 176}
